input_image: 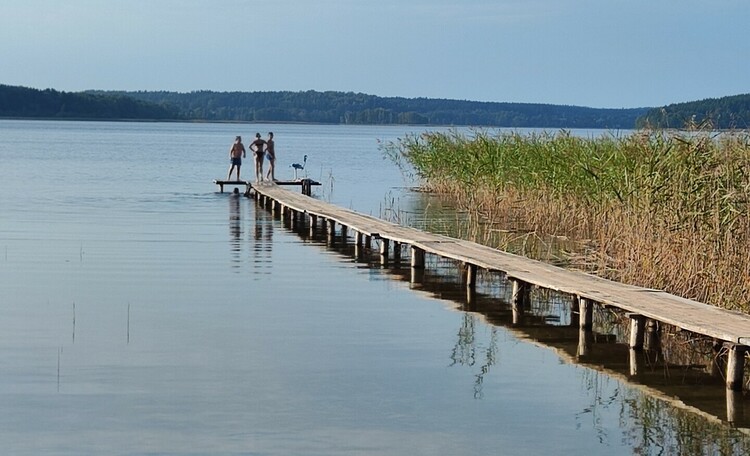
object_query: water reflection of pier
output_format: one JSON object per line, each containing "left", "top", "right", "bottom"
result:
{"left": 227, "top": 194, "right": 274, "bottom": 272}
{"left": 259, "top": 192, "right": 750, "bottom": 431}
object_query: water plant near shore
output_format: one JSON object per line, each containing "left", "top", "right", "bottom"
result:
{"left": 385, "top": 128, "right": 750, "bottom": 312}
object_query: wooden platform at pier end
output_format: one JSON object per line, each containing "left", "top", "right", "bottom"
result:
{"left": 214, "top": 178, "right": 320, "bottom": 195}
{"left": 251, "top": 183, "right": 750, "bottom": 390}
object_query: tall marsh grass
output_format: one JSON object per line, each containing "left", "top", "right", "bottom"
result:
{"left": 385, "top": 129, "right": 750, "bottom": 312}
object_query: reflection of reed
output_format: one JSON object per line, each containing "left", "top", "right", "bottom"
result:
{"left": 449, "top": 313, "right": 499, "bottom": 399}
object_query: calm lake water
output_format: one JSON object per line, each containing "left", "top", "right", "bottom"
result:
{"left": 1, "top": 120, "right": 749, "bottom": 455}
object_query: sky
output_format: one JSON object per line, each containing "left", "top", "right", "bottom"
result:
{"left": 1, "top": 0, "right": 748, "bottom": 109}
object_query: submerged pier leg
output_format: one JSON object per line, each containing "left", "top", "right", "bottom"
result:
{"left": 465, "top": 263, "right": 477, "bottom": 290}
{"left": 393, "top": 242, "right": 401, "bottom": 261}
{"left": 380, "top": 238, "right": 390, "bottom": 257}
{"left": 629, "top": 348, "right": 643, "bottom": 377}
{"left": 578, "top": 297, "right": 593, "bottom": 331}
{"left": 628, "top": 314, "right": 646, "bottom": 351}
{"left": 510, "top": 278, "right": 530, "bottom": 325}
{"left": 327, "top": 219, "right": 336, "bottom": 245}
{"left": 577, "top": 328, "right": 593, "bottom": 358}
{"left": 645, "top": 320, "right": 660, "bottom": 352}
{"left": 411, "top": 246, "right": 425, "bottom": 269}
{"left": 510, "top": 278, "right": 530, "bottom": 308}
{"left": 379, "top": 238, "right": 390, "bottom": 266}
{"left": 726, "top": 344, "right": 747, "bottom": 391}
{"left": 340, "top": 225, "right": 348, "bottom": 242}
{"left": 309, "top": 214, "right": 318, "bottom": 237}
{"left": 727, "top": 389, "right": 746, "bottom": 426}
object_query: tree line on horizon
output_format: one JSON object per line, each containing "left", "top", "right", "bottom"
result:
{"left": 0, "top": 84, "right": 175, "bottom": 120}
{"left": 1, "top": 84, "right": 749, "bottom": 129}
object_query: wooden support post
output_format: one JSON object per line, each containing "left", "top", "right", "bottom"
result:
{"left": 727, "top": 389, "right": 745, "bottom": 426}
{"left": 510, "top": 278, "right": 529, "bottom": 326}
{"left": 309, "top": 214, "right": 317, "bottom": 237}
{"left": 577, "top": 328, "right": 593, "bottom": 358}
{"left": 579, "top": 297, "right": 593, "bottom": 331}
{"left": 410, "top": 267, "right": 424, "bottom": 284}
{"left": 709, "top": 341, "right": 725, "bottom": 378}
{"left": 364, "top": 235, "right": 371, "bottom": 249}
{"left": 645, "top": 320, "right": 660, "bottom": 352}
{"left": 380, "top": 238, "right": 390, "bottom": 257}
{"left": 355, "top": 231, "right": 362, "bottom": 246}
{"left": 628, "top": 314, "right": 646, "bottom": 351}
{"left": 411, "top": 246, "right": 425, "bottom": 269}
{"left": 290, "top": 209, "right": 297, "bottom": 224}
{"left": 466, "top": 287, "right": 475, "bottom": 308}
{"left": 340, "top": 225, "right": 348, "bottom": 241}
{"left": 726, "top": 344, "right": 747, "bottom": 391}
{"left": 511, "top": 278, "right": 530, "bottom": 308}
{"left": 629, "top": 348, "right": 642, "bottom": 377}
{"left": 465, "top": 263, "right": 477, "bottom": 290}
{"left": 393, "top": 242, "right": 401, "bottom": 260}
{"left": 571, "top": 295, "right": 580, "bottom": 313}
{"left": 327, "top": 219, "right": 335, "bottom": 245}
{"left": 379, "top": 238, "right": 390, "bottom": 266}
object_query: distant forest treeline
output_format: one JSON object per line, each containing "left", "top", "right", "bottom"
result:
{"left": 95, "top": 90, "right": 646, "bottom": 129}
{"left": 0, "top": 84, "right": 176, "bottom": 120}
{"left": 2, "top": 83, "right": 750, "bottom": 129}
{"left": 93, "top": 89, "right": 647, "bottom": 129}
{"left": 637, "top": 93, "right": 750, "bottom": 130}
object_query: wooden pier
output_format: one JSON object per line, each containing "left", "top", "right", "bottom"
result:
{"left": 214, "top": 178, "right": 320, "bottom": 196}
{"left": 250, "top": 184, "right": 750, "bottom": 391}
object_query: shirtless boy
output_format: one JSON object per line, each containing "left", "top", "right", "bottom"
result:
{"left": 227, "top": 136, "right": 246, "bottom": 180}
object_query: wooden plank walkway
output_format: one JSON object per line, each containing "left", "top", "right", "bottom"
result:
{"left": 249, "top": 182, "right": 750, "bottom": 390}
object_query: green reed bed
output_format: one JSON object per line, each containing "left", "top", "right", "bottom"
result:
{"left": 386, "top": 129, "right": 750, "bottom": 312}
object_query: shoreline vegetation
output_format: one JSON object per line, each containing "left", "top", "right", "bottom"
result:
{"left": 385, "top": 127, "right": 750, "bottom": 313}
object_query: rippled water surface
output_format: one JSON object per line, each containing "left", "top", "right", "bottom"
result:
{"left": 1, "top": 120, "right": 749, "bottom": 455}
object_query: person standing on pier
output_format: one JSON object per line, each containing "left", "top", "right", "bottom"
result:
{"left": 265, "top": 132, "right": 276, "bottom": 181}
{"left": 251, "top": 132, "right": 267, "bottom": 183}
{"left": 227, "top": 135, "right": 246, "bottom": 180}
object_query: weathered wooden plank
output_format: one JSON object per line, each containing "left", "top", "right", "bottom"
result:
{"left": 252, "top": 183, "right": 750, "bottom": 345}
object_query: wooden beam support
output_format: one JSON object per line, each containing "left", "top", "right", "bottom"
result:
{"left": 380, "top": 238, "right": 390, "bottom": 257}
{"left": 726, "top": 344, "right": 747, "bottom": 391}
{"left": 579, "top": 297, "right": 593, "bottom": 331}
{"left": 628, "top": 314, "right": 646, "bottom": 351}
{"left": 411, "top": 246, "right": 425, "bottom": 269}
{"left": 465, "top": 263, "right": 477, "bottom": 290}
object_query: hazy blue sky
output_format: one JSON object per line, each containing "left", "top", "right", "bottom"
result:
{"left": 1, "top": 0, "right": 747, "bottom": 108}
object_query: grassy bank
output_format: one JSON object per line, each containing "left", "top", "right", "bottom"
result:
{"left": 386, "top": 129, "right": 750, "bottom": 312}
